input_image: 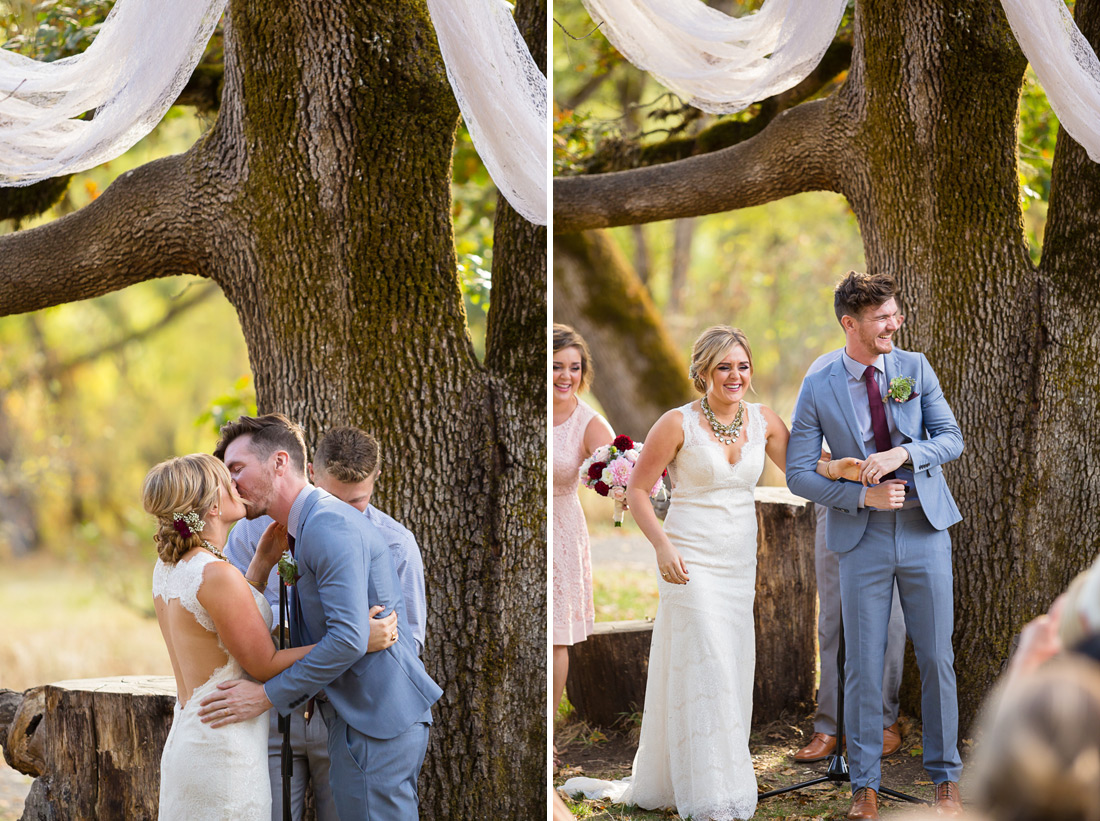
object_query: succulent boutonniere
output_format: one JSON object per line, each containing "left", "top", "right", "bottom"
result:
{"left": 885, "top": 376, "right": 919, "bottom": 403}
{"left": 277, "top": 550, "right": 299, "bottom": 586}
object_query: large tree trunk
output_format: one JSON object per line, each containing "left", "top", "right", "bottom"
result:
{"left": 839, "top": 0, "right": 1098, "bottom": 728}
{"left": 553, "top": 230, "right": 695, "bottom": 439}
{"left": 0, "top": 1, "right": 546, "bottom": 816}
{"left": 554, "top": 0, "right": 1100, "bottom": 731}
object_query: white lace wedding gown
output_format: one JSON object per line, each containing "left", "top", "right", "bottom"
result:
{"left": 565, "top": 401, "right": 765, "bottom": 821}
{"left": 153, "top": 551, "right": 272, "bottom": 820}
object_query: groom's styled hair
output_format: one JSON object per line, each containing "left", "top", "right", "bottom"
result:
{"left": 834, "top": 271, "right": 897, "bottom": 324}
{"left": 213, "top": 413, "right": 308, "bottom": 475}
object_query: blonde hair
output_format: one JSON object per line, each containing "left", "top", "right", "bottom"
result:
{"left": 688, "top": 326, "right": 754, "bottom": 394}
{"left": 973, "top": 656, "right": 1100, "bottom": 821}
{"left": 142, "top": 453, "right": 230, "bottom": 564}
{"left": 553, "top": 323, "right": 594, "bottom": 392}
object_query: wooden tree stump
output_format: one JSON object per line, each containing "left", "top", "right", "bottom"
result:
{"left": 752, "top": 486, "right": 817, "bottom": 721}
{"left": 1, "top": 677, "right": 175, "bottom": 821}
{"left": 567, "top": 487, "right": 817, "bottom": 728}
{"left": 565, "top": 620, "right": 654, "bottom": 727}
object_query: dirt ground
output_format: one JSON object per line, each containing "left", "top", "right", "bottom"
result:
{"left": 556, "top": 712, "right": 973, "bottom": 820}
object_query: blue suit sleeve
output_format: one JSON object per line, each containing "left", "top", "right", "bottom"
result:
{"left": 786, "top": 376, "right": 864, "bottom": 516}
{"left": 264, "top": 512, "right": 374, "bottom": 711}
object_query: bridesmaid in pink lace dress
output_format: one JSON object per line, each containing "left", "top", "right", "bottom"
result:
{"left": 552, "top": 325, "right": 614, "bottom": 730}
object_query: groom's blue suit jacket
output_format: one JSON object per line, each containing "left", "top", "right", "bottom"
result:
{"left": 786, "top": 347, "right": 964, "bottom": 553}
{"left": 264, "top": 487, "right": 442, "bottom": 739}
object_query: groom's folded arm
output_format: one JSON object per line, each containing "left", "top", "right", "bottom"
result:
{"left": 786, "top": 381, "right": 864, "bottom": 516}
{"left": 264, "top": 514, "right": 373, "bottom": 714}
{"left": 900, "top": 354, "right": 964, "bottom": 472}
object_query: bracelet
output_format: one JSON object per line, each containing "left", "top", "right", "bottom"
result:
{"left": 246, "top": 577, "right": 266, "bottom": 592}
{"left": 827, "top": 460, "right": 836, "bottom": 480}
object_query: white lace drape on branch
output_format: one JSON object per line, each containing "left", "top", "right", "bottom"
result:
{"left": 578, "top": 0, "right": 847, "bottom": 115}
{"left": 0, "top": 0, "right": 226, "bottom": 186}
{"left": 1001, "top": 0, "right": 1100, "bottom": 163}
{"left": 426, "top": 0, "right": 548, "bottom": 225}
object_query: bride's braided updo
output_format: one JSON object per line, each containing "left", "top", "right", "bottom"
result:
{"left": 142, "top": 453, "right": 230, "bottom": 564}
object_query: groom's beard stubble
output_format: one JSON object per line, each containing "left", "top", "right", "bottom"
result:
{"left": 240, "top": 474, "right": 275, "bottom": 520}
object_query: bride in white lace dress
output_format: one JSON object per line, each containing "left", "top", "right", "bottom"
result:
{"left": 564, "top": 327, "right": 858, "bottom": 820}
{"left": 142, "top": 454, "right": 314, "bottom": 821}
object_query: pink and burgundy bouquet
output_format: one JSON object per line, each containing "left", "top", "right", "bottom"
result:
{"left": 579, "top": 434, "right": 667, "bottom": 526}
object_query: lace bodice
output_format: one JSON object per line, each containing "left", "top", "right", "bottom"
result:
{"left": 668, "top": 400, "right": 767, "bottom": 498}
{"left": 153, "top": 551, "right": 272, "bottom": 633}
{"left": 553, "top": 399, "right": 602, "bottom": 497}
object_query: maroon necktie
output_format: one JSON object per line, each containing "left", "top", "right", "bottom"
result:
{"left": 864, "top": 365, "right": 896, "bottom": 480}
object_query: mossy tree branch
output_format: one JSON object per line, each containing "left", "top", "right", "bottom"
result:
{"left": 553, "top": 98, "right": 845, "bottom": 232}
{"left": 0, "top": 154, "right": 207, "bottom": 316}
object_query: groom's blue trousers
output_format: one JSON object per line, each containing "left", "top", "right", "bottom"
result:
{"left": 318, "top": 701, "right": 430, "bottom": 821}
{"left": 837, "top": 508, "right": 962, "bottom": 792}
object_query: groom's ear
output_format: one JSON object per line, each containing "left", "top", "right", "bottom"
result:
{"left": 272, "top": 450, "right": 290, "bottom": 475}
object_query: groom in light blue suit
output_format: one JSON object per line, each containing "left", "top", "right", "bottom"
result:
{"left": 786, "top": 272, "right": 963, "bottom": 820}
{"left": 200, "top": 414, "right": 442, "bottom": 820}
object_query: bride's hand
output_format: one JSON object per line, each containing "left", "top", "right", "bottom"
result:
{"left": 831, "top": 457, "right": 863, "bottom": 482}
{"left": 655, "top": 543, "right": 689, "bottom": 585}
{"left": 256, "top": 521, "right": 289, "bottom": 566}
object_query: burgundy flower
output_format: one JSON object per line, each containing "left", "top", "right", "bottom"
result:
{"left": 172, "top": 519, "right": 192, "bottom": 538}
{"left": 587, "top": 462, "right": 606, "bottom": 481}
{"left": 594, "top": 481, "right": 610, "bottom": 497}
{"left": 613, "top": 434, "right": 634, "bottom": 451}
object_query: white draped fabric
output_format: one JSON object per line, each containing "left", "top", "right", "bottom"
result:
{"left": 1001, "top": 0, "right": 1100, "bottom": 163}
{"left": 0, "top": 0, "right": 227, "bottom": 185}
{"left": 426, "top": 0, "right": 547, "bottom": 225}
{"left": 0, "top": 0, "right": 547, "bottom": 225}
{"left": 579, "top": 0, "right": 847, "bottom": 114}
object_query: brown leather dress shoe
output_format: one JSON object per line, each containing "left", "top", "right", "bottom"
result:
{"left": 934, "top": 781, "right": 963, "bottom": 816}
{"left": 793, "top": 732, "right": 836, "bottom": 762}
{"left": 882, "top": 721, "right": 902, "bottom": 757}
{"left": 847, "top": 786, "right": 879, "bottom": 820}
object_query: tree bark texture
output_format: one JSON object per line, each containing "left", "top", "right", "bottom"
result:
{"left": 567, "top": 490, "right": 817, "bottom": 728}
{"left": 0, "top": 1, "right": 546, "bottom": 816}
{"left": 553, "top": 230, "right": 695, "bottom": 440}
{"left": 2, "top": 677, "right": 175, "bottom": 821}
{"left": 555, "top": 0, "right": 1100, "bottom": 730}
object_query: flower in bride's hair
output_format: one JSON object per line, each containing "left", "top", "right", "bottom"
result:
{"left": 172, "top": 510, "right": 205, "bottom": 538}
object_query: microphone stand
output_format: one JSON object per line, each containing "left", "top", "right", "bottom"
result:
{"left": 280, "top": 581, "right": 292, "bottom": 818}
{"left": 757, "top": 618, "right": 923, "bottom": 806}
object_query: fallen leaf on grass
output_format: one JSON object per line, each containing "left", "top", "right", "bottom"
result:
{"left": 909, "top": 746, "right": 923, "bottom": 756}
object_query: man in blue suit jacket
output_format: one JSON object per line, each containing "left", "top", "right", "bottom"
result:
{"left": 786, "top": 272, "right": 963, "bottom": 820}
{"left": 200, "top": 414, "right": 442, "bottom": 820}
